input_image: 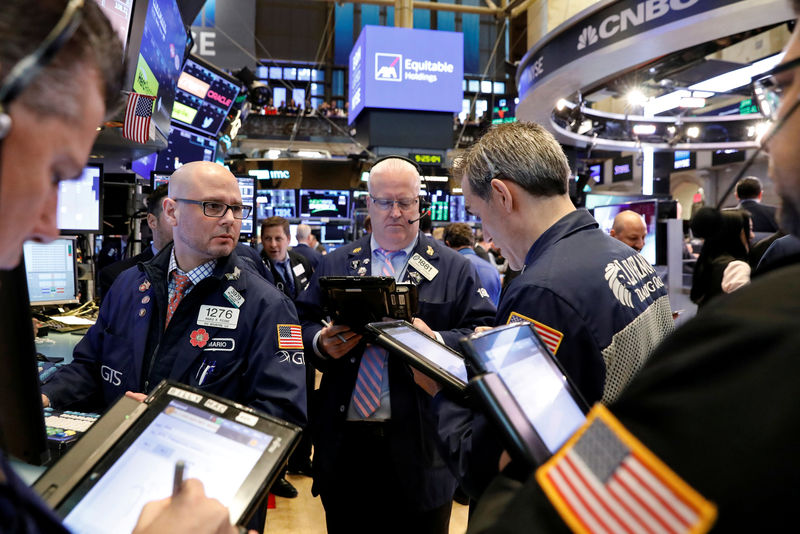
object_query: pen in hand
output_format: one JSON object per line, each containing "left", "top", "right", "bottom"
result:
{"left": 320, "top": 318, "right": 348, "bottom": 343}
{"left": 173, "top": 460, "right": 185, "bottom": 497}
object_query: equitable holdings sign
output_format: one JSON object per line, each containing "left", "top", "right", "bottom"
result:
{"left": 349, "top": 26, "right": 463, "bottom": 124}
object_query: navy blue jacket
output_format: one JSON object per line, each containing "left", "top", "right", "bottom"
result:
{"left": 295, "top": 232, "right": 495, "bottom": 510}
{"left": 1, "top": 453, "right": 69, "bottom": 533}
{"left": 43, "top": 245, "right": 307, "bottom": 427}
{"left": 291, "top": 242, "right": 322, "bottom": 272}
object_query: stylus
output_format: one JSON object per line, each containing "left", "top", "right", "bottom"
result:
{"left": 321, "top": 318, "right": 348, "bottom": 343}
{"left": 173, "top": 460, "right": 186, "bottom": 497}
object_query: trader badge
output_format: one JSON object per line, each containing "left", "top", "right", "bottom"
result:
{"left": 426, "top": 245, "right": 434, "bottom": 257}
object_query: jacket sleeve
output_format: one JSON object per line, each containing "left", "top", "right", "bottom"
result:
{"left": 433, "top": 258, "right": 496, "bottom": 350}
{"left": 294, "top": 253, "right": 335, "bottom": 373}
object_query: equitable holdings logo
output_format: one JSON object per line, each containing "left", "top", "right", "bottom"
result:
{"left": 375, "top": 53, "right": 403, "bottom": 82}
{"left": 577, "top": 25, "right": 599, "bottom": 50}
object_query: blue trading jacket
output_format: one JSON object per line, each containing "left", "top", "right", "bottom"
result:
{"left": 42, "top": 245, "right": 307, "bottom": 428}
{"left": 295, "top": 232, "right": 496, "bottom": 510}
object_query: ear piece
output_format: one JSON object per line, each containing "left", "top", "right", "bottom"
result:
{"left": 0, "top": 111, "right": 11, "bottom": 140}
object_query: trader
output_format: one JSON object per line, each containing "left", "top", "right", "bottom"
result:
{"left": 468, "top": 2, "right": 800, "bottom": 531}
{"left": 295, "top": 156, "right": 495, "bottom": 534}
{"left": 734, "top": 175, "right": 779, "bottom": 234}
{"left": 260, "top": 216, "right": 312, "bottom": 300}
{"left": 293, "top": 223, "right": 323, "bottom": 271}
{"left": 443, "top": 222, "right": 501, "bottom": 306}
{"left": 42, "top": 162, "right": 307, "bottom": 430}
{"left": 609, "top": 209, "right": 647, "bottom": 252}
{"left": 0, "top": 1, "right": 250, "bottom": 532}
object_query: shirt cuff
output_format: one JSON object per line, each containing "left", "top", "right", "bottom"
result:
{"left": 312, "top": 329, "right": 329, "bottom": 360}
{"left": 433, "top": 331, "right": 444, "bottom": 344}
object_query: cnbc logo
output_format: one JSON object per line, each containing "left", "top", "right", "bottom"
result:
{"left": 375, "top": 53, "right": 402, "bottom": 82}
{"left": 577, "top": 25, "right": 598, "bottom": 50}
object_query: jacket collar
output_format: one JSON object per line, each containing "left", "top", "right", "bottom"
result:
{"left": 524, "top": 209, "right": 598, "bottom": 268}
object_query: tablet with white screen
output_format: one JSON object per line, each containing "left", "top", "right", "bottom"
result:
{"left": 460, "top": 322, "right": 589, "bottom": 466}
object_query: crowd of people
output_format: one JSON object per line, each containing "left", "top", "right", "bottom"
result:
{"left": 258, "top": 99, "right": 348, "bottom": 118}
{"left": 3, "top": 0, "right": 800, "bottom": 533}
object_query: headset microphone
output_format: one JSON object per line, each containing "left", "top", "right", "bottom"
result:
{"left": 407, "top": 209, "right": 431, "bottom": 225}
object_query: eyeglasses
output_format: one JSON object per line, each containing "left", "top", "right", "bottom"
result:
{"left": 369, "top": 196, "right": 419, "bottom": 212}
{"left": 753, "top": 56, "right": 800, "bottom": 121}
{"left": 174, "top": 198, "right": 252, "bottom": 219}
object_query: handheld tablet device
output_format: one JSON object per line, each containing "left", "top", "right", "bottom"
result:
{"left": 34, "top": 381, "right": 301, "bottom": 532}
{"left": 460, "top": 323, "right": 589, "bottom": 467}
{"left": 366, "top": 320, "right": 468, "bottom": 393}
{"left": 319, "top": 276, "right": 418, "bottom": 330}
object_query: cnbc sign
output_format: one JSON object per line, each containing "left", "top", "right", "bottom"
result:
{"left": 349, "top": 26, "right": 463, "bottom": 124}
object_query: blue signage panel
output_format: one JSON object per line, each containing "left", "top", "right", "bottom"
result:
{"left": 349, "top": 26, "right": 464, "bottom": 124}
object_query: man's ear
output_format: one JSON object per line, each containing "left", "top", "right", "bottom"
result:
{"left": 163, "top": 197, "right": 178, "bottom": 227}
{"left": 490, "top": 178, "right": 514, "bottom": 214}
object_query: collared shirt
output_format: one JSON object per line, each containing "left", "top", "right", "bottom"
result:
{"left": 167, "top": 249, "right": 217, "bottom": 302}
{"left": 276, "top": 256, "right": 295, "bottom": 292}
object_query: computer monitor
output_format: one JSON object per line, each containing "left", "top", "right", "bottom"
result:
{"left": 154, "top": 124, "right": 218, "bottom": 173}
{"left": 151, "top": 171, "right": 171, "bottom": 190}
{"left": 449, "top": 195, "right": 479, "bottom": 223}
{"left": 23, "top": 238, "right": 79, "bottom": 306}
{"left": 95, "top": 0, "right": 134, "bottom": 52}
{"left": 171, "top": 55, "right": 242, "bottom": 138}
{"left": 673, "top": 150, "right": 696, "bottom": 170}
{"left": 58, "top": 164, "right": 102, "bottom": 233}
{"left": 592, "top": 200, "right": 658, "bottom": 265}
{"left": 320, "top": 224, "right": 349, "bottom": 244}
{"left": 256, "top": 190, "right": 297, "bottom": 220}
{"left": 429, "top": 190, "right": 449, "bottom": 222}
{"left": 237, "top": 176, "right": 255, "bottom": 236}
{"left": 299, "top": 189, "right": 351, "bottom": 219}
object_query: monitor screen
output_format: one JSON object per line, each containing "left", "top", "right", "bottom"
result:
{"left": 448, "top": 195, "right": 479, "bottom": 223}
{"left": 256, "top": 190, "right": 297, "bottom": 220}
{"left": 237, "top": 177, "right": 255, "bottom": 236}
{"left": 428, "top": 190, "right": 449, "bottom": 222}
{"left": 151, "top": 172, "right": 170, "bottom": 189}
{"left": 612, "top": 155, "right": 634, "bottom": 182}
{"left": 299, "top": 190, "right": 351, "bottom": 219}
{"left": 130, "top": 0, "right": 188, "bottom": 139}
{"left": 58, "top": 164, "right": 101, "bottom": 232}
{"left": 592, "top": 200, "right": 658, "bottom": 264}
{"left": 155, "top": 125, "right": 218, "bottom": 173}
{"left": 96, "top": 0, "right": 134, "bottom": 51}
{"left": 23, "top": 238, "right": 79, "bottom": 306}
{"left": 171, "top": 56, "right": 242, "bottom": 137}
{"left": 589, "top": 163, "right": 604, "bottom": 185}
{"left": 320, "top": 224, "right": 349, "bottom": 244}
{"left": 712, "top": 149, "right": 746, "bottom": 166}
{"left": 673, "top": 150, "right": 695, "bottom": 170}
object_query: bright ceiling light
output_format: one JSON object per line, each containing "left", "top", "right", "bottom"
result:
{"left": 627, "top": 89, "right": 648, "bottom": 107}
{"left": 755, "top": 121, "right": 771, "bottom": 143}
{"left": 578, "top": 119, "right": 594, "bottom": 135}
{"left": 690, "top": 53, "right": 784, "bottom": 93}
{"left": 632, "top": 124, "right": 657, "bottom": 135}
{"left": 679, "top": 97, "right": 706, "bottom": 108}
{"left": 556, "top": 99, "right": 569, "bottom": 111}
{"left": 644, "top": 90, "right": 690, "bottom": 115}
{"left": 686, "top": 126, "right": 701, "bottom": 138}
{"left": 266, "top": 149, "right": 281, "bottom": 159}
{"left": 297, "top": 150, "right": 323, "bottom": 158}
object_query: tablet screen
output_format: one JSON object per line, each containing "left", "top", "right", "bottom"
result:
{"left": 381, "top": 323, "right": 468, "bottom": 384}
{"left": 63, "top": 399, "right": 273, "bottom": 534}
{"left": 471, "top": 326, "right": 585, "bottom": 453}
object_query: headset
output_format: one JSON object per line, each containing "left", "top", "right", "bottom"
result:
{"left": 0, "top": 0, "right": 85, "bottom": 140}
{"left": 370, "top": 154, "right": 432, "bottom": 224}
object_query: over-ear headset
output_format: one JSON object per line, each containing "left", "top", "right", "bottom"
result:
{"left": 370, "top": 154, "right": 432, "bottom": 223}
{"left": 0, "top": 0, "right": 85, "bottom": 140}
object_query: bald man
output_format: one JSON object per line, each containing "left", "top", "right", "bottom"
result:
{"left": 609, "top": 209, "right": 648, "bottom": 252}
{"left": 42, "top": 162, "right": 307, "bottom": 429}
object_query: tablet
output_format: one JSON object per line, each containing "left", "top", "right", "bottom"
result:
{"left": 35, "top": 381, "right": 301, "bottom": 532}
{"left": 319, "top": 276, "right": 418, "bottom": 329}
{"left": 460, "top": 323, "right": 588, "bottom": 466}
{"left": 366, "top": 320, "right": 468, "bottom": 392}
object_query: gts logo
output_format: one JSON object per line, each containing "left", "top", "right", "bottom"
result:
{"left": 100, "top": 365, "right": 123, "bottom": 386}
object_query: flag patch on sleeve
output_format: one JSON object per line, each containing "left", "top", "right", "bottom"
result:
{"left": 536, "top": 404, "right": 717, "bottom": 534}
{"left": 277, "top": 324, "right": 303, "bottom": 349}
{"left": 507, "top": 311, "right": 564, "bottom": 355}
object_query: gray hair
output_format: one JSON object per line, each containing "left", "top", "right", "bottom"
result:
{"left": 296, "top": 223, "right": 312, "bottom": 240}
{"left": 460, "top": 122, "right": 571, "bottom": 201}
{"left": 0, "top": 0, "right": 125, "bottom": 120}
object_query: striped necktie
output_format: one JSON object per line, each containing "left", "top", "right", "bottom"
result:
{"left": 374, "top": 248, "right": 406, "bottom": 278}
{"left": 166, "top": 272, "right": 191, "bottom": 328}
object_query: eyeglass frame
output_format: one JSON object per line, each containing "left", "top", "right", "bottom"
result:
{"left": 369, "top": 195, "right": 420, "bottom": 212}
{"left": 173, "top": 198, "right": 252, "bottom": 220}
{"left": 752, "top": 55, "right": 800, "bottom": 147}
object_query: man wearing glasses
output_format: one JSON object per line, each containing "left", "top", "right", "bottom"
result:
{"left": 295, "top": 156, "right": 496, "bottom": 533}
{"left": 42, "top": 161, "right": 307, "bottom": 432}
{"left": 467, "top": 4, "right": 800, "bottom": 531}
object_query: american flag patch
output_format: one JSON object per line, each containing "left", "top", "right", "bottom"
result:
{"left": 277, "top": 324, "right": 303, "bottom": 349}
{"left": 536, "top": 404, "right": 717, "bottom": 534}
{"left": 507, "top": 312, "right": 564, "bottom": 355}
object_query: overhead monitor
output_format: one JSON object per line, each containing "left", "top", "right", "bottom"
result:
{"left": 151, "top": 172, "right": 171, "bottom": 190}
{"left": 320, "top": 224, "right": 349, "bottom": 244}
{"left": 171, "top": 55, "right": 242, "bottom": 137}
{"left": 155, "top": 124, "right": 218, "bottom": 173}
{"left": 95, "top": 0, "right": 134, "bottom": 51}
{"left": 612, "top": 155, "right": 634, "bottom": 182}
{"left": 237, "top": 176, "right": 255, "bottom": 236}
{"left": 589, "top": 163, "right": 604, "bottom": 185}
{"left": 58, "top": 164, "right": 102, "bottom": 233}
{"left": 592, "top": 200, "right": 658, "bottom": 265}
{"left": 674, "top": 150, "right": 696, "bottom": 170}
{"left": 449, "top": 195, "right": 479, "bottom": 223}
{"left": 299, "top": 189, "right": 351, "bottom": 219}
{"left": 712, "top": 149, "right": 746, "bottom": 166}
{"left": 23, "top": 238, "right": 79, "bottom": 306}
{"left": 349, "top": 26, "right": 464, "bottom": 124}
{"left": 256, "top": 190, "right": 297, "bottom": 220}
{"left": 429, "top": 190, "right": 449, "bottom": 222}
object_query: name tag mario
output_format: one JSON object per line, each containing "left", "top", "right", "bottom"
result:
{"left": 197, "top": 305, "right": 240, "bottom": 329}
{"left": 408, "top": 253, "right": 438, "bottom": 281}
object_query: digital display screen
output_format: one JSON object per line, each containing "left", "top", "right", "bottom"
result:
{"left": 58, "top": 165, "right": 101, "bottom": 232}
{"left": 155, "top": 125, "right": 218, "bottom": 173}
{"left": 381, "top": 323, "right": 468, "bottom": 384}
{"left": 299, "top": 190, "right": 351, "bottom": 219}
{"left": 132, "top": 0, "right": 187, "bottom": 138}
{"left": 24, "top": 239, "right": 78, "bottom": 306}
{"left": 469, "top": 326, "right": 585, "bottom": 453}
{"left": 321, "top": 224, "right": 349, "bottom": 244}
{"left": 62, "top": 400, "right": 272, "bottom": 534}
{"left": 449, "top": 195, "right": 479, "bottom": 223}
{"left": 171, "top": 57, "right": 241, "bottom": 137}
{"left": 256, "top": 190, "right": 297, "bottom": 220}
{"left": 673, "top": 150, "right": 694, "bottom": 170}
{"left": 589, "top": 163, "right": 603, "bottom": 185}
{"left": 612, "top": 155, "right": 634, "bottom": 182}
{"left": 712, "top": 149, "right": 746, "bottom": 166}
{"left": 95, "top": 0, "right": 133, "bottom": 51}
{"left": 237, "top": 177, "right": 255, "bottom": 236}
{"left": 592, "top": 200, "right": 658, "bottom": 265}
{"left": 349, "top": 26, "right": 464, "bottom": 124}
{"left": 429, "top": 190, "right": 449, "bottom": 222}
